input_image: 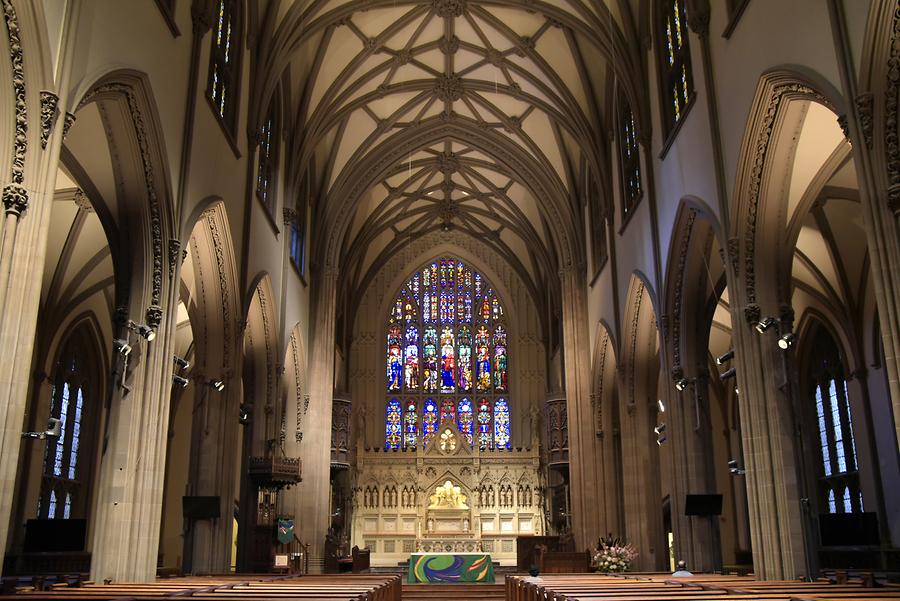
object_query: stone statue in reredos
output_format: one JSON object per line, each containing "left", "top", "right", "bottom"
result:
{"left": 428, "top": 479, "right": 468, "bottom": 509}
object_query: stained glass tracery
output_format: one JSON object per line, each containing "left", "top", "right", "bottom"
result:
{"left": 385, "top": 258, "right": 510, "bottom": 449}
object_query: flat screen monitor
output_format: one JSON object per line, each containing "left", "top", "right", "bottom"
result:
{"left": 684, "top": 494, "right": 723, "bottom": 516}
{"left": 23, "top": 519, "right": 87, "bottom": 552}
{"left": 819, "top": 513, "right": 879, "bottom": 546}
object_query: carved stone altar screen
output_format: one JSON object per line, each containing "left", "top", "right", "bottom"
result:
{"left": 352, "top": 423, "right": 543, "bottom": 566}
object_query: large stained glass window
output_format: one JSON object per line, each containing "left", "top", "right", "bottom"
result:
{"left": 805, "top": 324, "right": 862, "bottom": 515}
{"left": 656, "top": 0, "right": 694, "bottom": 137}
{"left": 38, "top": 325, "right": 100, "bottom": 520}
{"left": 207, "top": 0, "right": 242, "bottom": 134}
{"left": 385, "top": 258, "right": 510, "bottom": 449}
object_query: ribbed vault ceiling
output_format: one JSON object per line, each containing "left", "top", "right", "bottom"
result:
{"left": 261, "top": 0, "right": 641, "bottom": 324}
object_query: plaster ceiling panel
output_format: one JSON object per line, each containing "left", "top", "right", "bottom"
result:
{"left": 536, "top": 29, "right": 587, "bottom": 112}
{"left": 474, "top": 83, "right": 536, "bottom": 116}
{"left": 520, "top": 113, "right": 568, "bottom": 188}
{"left": 790, "top": 256, "right": 825, "bottom": 297}
{"left": 42, "top": 197, "right": 79, "bottom": 305}
{"left": 392, "top": 62, "right": 440, "bottom": 85}
{"left": 787, "top": 102, "right": 844, "bottom": 225}
{"left": 796, "top": 220, "right": 840, "bottom": 301}
{"left": 329, "top": 111, "right": 378, "bottom": 187}
{"left": 467, "top": 12, "right": 516, "bottom": 52}
{"left": 415, "top": 47, "right": 446, "bottom": 74}
{"left": 64, "top": 104, "right": 118, "bottom": 223}
{"left": 484, "top": 7, "right": 546, "bottom": 37}
{"left": 332, "top": 54, "right": 392, "bottom": 106}
{"left": 827, "top": 158, "right": 858, "bottom": 190}
{"left": 712, "top": 300, "right": 732, "bottom": 331}
{"left": 367, "top": 90, "right": 424, "bottom": 120}
{"left": 822, "top": 197, "right": 866, "bottom": 296}
{"left": 55, "top": 170, "right": 76, "bottom": 190}
{"left": 353, "top": 6, "right": 419, "bottom": 38}
{"left": 308, "top": 28, "right": 363, "bottom": 114}
{"left": 454, "top": 48, "right": 488, "bottom": 74}
{"left": 504, "top": 60, "right": 557, "bottom": 109}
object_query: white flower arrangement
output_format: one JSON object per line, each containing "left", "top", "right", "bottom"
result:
{"left": 592, "top": 536, "right": 638, "bottom": 573}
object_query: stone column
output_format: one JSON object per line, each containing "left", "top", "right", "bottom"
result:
{"left": 728, "top": 304, "right": 809, "bottom": 580}
{"left": 187, "top": 367, "right": 241, "bottom": 574}
{"left": 669, "top": 369, "right": 722, "bottom": 573}
{"left": 296, "top": 266, "right": 338, "bottom": 570}
{"left": 828, "top": 0, "right": 900, "bottom": 445}
{"left": 0, "top": 0, "right": 74, "bottom": 553}
{"left": 558, "top": 266, "right": 600, "bottom": 549}
{"left": 90, "top": 296, "right": 180, "bottom": 582}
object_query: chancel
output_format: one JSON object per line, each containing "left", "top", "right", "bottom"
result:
{"left": 0, "top": 1, "right": 899, "bottom": 597}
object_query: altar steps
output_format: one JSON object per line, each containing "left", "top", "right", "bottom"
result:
{"left": 401, "top": 582, "right": 505, "bottom": 601}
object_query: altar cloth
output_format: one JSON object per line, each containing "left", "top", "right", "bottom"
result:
{"left": 407, "top": 552, "right": 495, "bottom": 583}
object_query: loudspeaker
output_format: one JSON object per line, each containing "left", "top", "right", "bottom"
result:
{"left": 819, "top": 512, "right": 879, "bottom": 546}
{"left": 684, "top": 494, "right": 723, "bottom": 516}
{"left": 182, "top": 495, "right": 221, "bottom": 519}
{"left": 23, "top": 519, "right": 87, "bottom": 552}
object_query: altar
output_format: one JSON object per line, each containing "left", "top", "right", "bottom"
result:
{"left": 352, "top": 423, "right": 543, "bottom": 567}
{"left": 408, "top": 552, "right": 495, "bottom": 583}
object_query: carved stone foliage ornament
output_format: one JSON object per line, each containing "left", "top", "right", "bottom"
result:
{"left": 886, "top": 3, "right": 900, "bottom": 214}
{"left": 4, "top": 0, "right": 26, "bottom": 184}
{"left": 40, "top": 91, "right": 59, "bottom": 150}
{"left": 79, "top": 82, "right": 166, "bottom": 309}
{"left": 742, "top": 82, "right": 829, "bottom": 306}
{"left": 434, "top": 0, "right": 466, "bottom": 18}
{"left": 434, "top": 74, "right": 464, "bottom": 102}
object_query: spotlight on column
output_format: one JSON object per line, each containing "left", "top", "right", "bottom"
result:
{"left": 173, "top": 355, "right": 190, "bottom": 370}
{"left": 674, "top": 377, "right": 689, "bottom": 392}
{"left": 657, "top": 399, "right": 666, "bottom": 413}
{"left": 716, "top": 349, "right": 734, "bottom": 365}
{"left": 45, "top": 418, "right": 61, "bottom": 438}
{"left": 238, "top": 403, "right": 251, "bottom": 425}
{"left": 113, "top": 339, "right": 132, "bottom": 357}
{"left": 777, "top": 332, "right": 796, "bottom": 350}
{"left": 209, "top": 379, "right": 225, "bottom": 392}
{"left": 127, "top": 320, "right": 156, "bottom": 341}
{"left": 22, "top": 418, "right": 61, "bottom": 440}
{"left": 173, "top": 375, "right": 189, "bottom": 388}
{"left": 719, "top": 367, "right": 736, "bottom": 381}
{"left": 755, "top": 317, "right": 777, "bottom": 334}
{"left": 728, "top": 459, "right": 746, "bottom": 476}
{"left": 654, "top": 423, "right": 667, "bottom": 446}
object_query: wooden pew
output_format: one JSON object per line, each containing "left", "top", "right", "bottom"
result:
{"left": 506, "top": 573, "right": 900, "bottom": 601}
{"left": 0, "top": 574, "right": 402, "bottom": 601}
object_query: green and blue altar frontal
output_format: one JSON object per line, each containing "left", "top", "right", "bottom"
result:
{"left": 408, "top": 552, "right": 495, "bottom": 583}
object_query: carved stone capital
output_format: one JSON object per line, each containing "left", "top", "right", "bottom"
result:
{"left": 73, "top": 188, "right": 93, "bottom": 212}
{"left": 2, "top": 183, "right": 28, "bottom": 216}
{"left": 743, "top": 303, "right": 761, "bottom": 326}
{"left": 146, "top": 304, "right": 164, "bottom": 329}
